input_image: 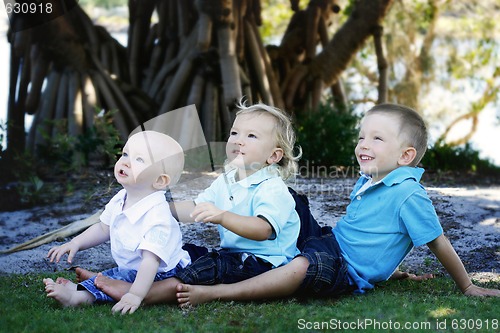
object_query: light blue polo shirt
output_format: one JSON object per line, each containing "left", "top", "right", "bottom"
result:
{"left": 333, "top": 167, "right": 443, "bottom": 293}
{"left": 195, "top": 165, "right": 300, "bottom": 267}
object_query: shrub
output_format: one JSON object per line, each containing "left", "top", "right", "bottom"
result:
{"left": 5, "top": 110, "right": 122, "bottom": 208}
{"left": 295, "top": 102, "right": 359, "bottom": 170}
{"left": 422, "top": 143, "right": 499, "bottom": 175}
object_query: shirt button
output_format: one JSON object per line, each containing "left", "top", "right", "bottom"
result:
{"left": 356, "top": 195, "right": 362, "bottom": 200}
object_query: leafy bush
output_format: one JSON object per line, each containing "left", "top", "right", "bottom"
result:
{"left": 295, "top": 102, "right": 359, "bottom": 169}
{"left": 7, "top": 110, "right": 122, "bottom": 207}
{"left": 422, "top": 143, "right": 500, "bottom": 175}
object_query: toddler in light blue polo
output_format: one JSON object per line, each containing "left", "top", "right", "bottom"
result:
{"left": 175, "top": 100, "right": 301, "bottom": 286}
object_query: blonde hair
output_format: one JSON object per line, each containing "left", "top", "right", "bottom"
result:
{"left": 366, "top": 103, "right": 428, "bottom": 166}
{"left": 234, "top": 99, "right": 302, "bottom": 180}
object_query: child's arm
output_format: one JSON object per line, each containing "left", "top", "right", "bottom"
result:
{"left": 191, "top": 202, "right": 272, "bottom": 241}
{"left": 111, "top": 250, "right": 161, "bottom": 315}
{"left": 169, "top": 201, "right": 196, "bottom": 223}
{"left": 47, "top": 221, "right": 110, "bottom": 264}
{"left": 427, "top": 234, "right": 500, "bottom": 297}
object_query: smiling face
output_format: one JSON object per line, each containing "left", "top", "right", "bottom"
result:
{"left": 355, "top": 112, "right": 414, "bottom": 182}
{"left": 114, "top": 131, "right": 183, "bottom": 191}
{"left": 226, "top": 112, "right": 283, "bottom": 179}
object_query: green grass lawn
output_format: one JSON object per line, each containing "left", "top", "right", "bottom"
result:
{"left": 1, "top": 273, "right": 498, "bottom": 333}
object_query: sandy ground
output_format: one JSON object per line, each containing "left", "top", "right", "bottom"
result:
{"left": 0, "top": 173, "right": 498, "bottom": 285}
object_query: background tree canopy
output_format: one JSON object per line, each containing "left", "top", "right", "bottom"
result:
{"left": 3, "top": 0, "right": 499, "bottom": 168}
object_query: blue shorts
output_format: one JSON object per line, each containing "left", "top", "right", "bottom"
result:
{"left": 289, "top": 188, "right": 351, "bottom": 297}
{"left": 78, "top": 266, "right": 179, "bottom": 303}
{"left": 175, "top": 250, "right": 273, "bottom": 285}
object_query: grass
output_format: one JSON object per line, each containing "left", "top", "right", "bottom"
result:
{"left": 0, "top": 273, "right": 499, "bottom": 332}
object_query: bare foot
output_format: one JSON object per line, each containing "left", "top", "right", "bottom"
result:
{"left": 94, "top": 273, "right": 130, "bottom": 301}
{"left": 75, "top": 267, "right": 97, "bottom": 283}
{"left": 176, "top": 283, "right": 218, "bottom": 307}
{"left": 43, "top": 278, "right": 94, "bottom": 307}
{"left": 54, "top": 277, "right": 78, "bottom": 290}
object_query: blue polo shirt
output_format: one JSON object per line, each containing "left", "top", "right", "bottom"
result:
{"left": 333, "top": 167, "right": 443, "bottom": 293}
{"left": 195, "top": 165, "right": 300, "bottom": 267}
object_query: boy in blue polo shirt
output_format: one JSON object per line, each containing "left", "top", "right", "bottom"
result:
{"left": 172, "top": 103, "right": 499, "bottom": 305}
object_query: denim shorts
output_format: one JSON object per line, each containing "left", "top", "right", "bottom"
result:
{"left": 288, "top": 187, "right": 351, "bottom": 297}
{"left": 78, "top": 266, "right": 179, "bottom": 303}
{"left": 175, "top": 250, "right": 273, "bottom": 285}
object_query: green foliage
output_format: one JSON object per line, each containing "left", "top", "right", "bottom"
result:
{"left": 259, "top": 0, "right": 298, "bottom": 43}
{"left": 76, "top": 109, "right": 123, "bottom": 168}
{"left": 9, "top": 109, "right": 122, "bottom": 206}
{"left": 37, "top": 119, "right": 80, "bottom": 172}
{"left": 296, "top": 102, "right": 359, "bottom": 169}
{"left": 1, "top": 273, "right": 498, "bottom": 333}
{"left": 10, "top": 151, "right": 61, "bottom": 206}
{"left": 422, "top": 143, "right": 500, "bottom": 174}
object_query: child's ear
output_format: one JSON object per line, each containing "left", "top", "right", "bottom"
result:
{"left": 398, "top": 147, "right": 417, "bottom": 166}
{"left": 267, "top": 148, "right": 284, "bottom": 165}
{"left": 153, "top": 174, "right": 171, "bottom": 190}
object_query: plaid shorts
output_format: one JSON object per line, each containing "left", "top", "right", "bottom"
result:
{"left": 296, "top": 226, "right": 351, "bottom": 297}
{"left": 289, "top": 187, "right": 351, "bottom": 297}
{"left": 175, "top": 250, "right": 273, "bottom": 285}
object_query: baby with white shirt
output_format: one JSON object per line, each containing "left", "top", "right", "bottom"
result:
{"left": 43, "top": 131, "right": 190, "bottom": 314}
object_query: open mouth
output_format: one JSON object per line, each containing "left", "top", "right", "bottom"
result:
{"left": 359, "top": 155, "right": 374, "bottom": 161}
{"left": 231, "top": 150, "right": 244, "bottom": 156}
{"left": 118, "top": 169, "right": 128, "bottom": 176}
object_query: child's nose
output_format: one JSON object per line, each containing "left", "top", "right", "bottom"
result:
{"left": 359, "top": 140, "right": 369, "bottom": 150}
{"left": 232, "top": 136, "right": 243, "bottom": 145}
{"left": 121, "top": 157, "right": 130, "bottom": 167}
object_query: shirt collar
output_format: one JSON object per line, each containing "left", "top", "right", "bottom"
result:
{"left": 121, "top": 190, "right": 167, "bottom": 224}
{"left": 382, "top": 166, "right": 424, "bottom": 185}
{"left": 225, "top": 165, "right": 279, "bottom": 188}
{"left": 360, "top": 166, "right": 424, "bottom": 187}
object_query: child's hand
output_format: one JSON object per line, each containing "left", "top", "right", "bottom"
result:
{"left": 47, "top": 242, "right": 79, "bottom": 264}
{"left": 112, "top": 292, "right": 142, "bottom": 314}
{"left": 190, "top": 202, "right": 225, "bottom": 224}
{"left": 463, "top": 284, "right": 500, "bottom": 297}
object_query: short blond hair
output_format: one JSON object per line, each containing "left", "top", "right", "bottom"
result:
{"left": 234, "top": 99, "right": 302, "bottom": 180}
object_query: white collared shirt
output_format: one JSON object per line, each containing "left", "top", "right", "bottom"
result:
{"left": 100, "top": 189, "right": 190, "bottom": 272}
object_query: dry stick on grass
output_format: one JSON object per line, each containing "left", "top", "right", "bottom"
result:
{"left": 0, "top": 210, "right": 103, "bottom": 254}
